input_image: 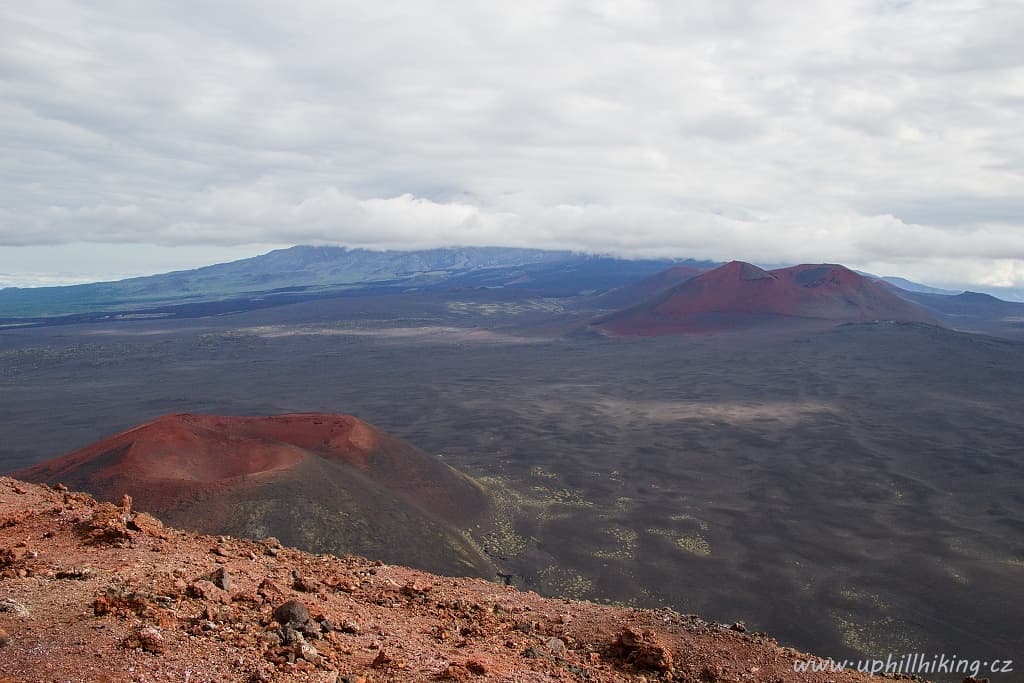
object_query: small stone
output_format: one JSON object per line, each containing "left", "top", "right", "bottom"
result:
{"left": 299, "top": 639, "right": 321, "bottom": 665}
{"left": 128, "top": 512, "right": 167, "bottom": 538}
{"left": 292, "top": 570, "right": 319, "bottom": 593}
{"left": 273, "top": 599, "right": 310, "bottom": 625}
{"left": 212, "top": 545, "right": 231, "bottom": 557}
{"left": 261, "top": 629, "right": 283, "bottom": 647}
{"left": 371, "top": 650, "right": 393, "bottom": 668}
{"left": 545, "top": 637, "right": 566, "bottom": 654}
{"left": 210, "top": 567, "right": 232, "bottom": 591}
{"left": 0, "top": 627, "right": 8, "bottom": 647}
{"left": 258, "top": 577, "right": 284, "bottom": 599}
{"left": 55, "top": 567, "right": 93, "bottom": 580}
{"left": 465, "top": 659, "right": 488, "bottom": 675}
{"left": 700, "top": 664, "right": 722, "bottom": 681}
{"left": 440, "top": 664, "right": 470, "bottom": 680}
{"left": 401, "top": 579, "right": 431, "bottom": 596}
{"left": 86, "top": 502, "right": 131, "bottom": 544}
{"left": 299, "top": 621, "right": 321, "bottom": 639}
{"left": 338, "top": 620, "right": 360, "bottom": 634}
{"left": 514, "top": 620, "right": 535, "bottom": 633}
{"left": 0, "top": 599, "right": 29, "bottom": 617}
{"left": 130, "top": 625, "right": 165, "bottom": 654}
{"left": 610, "top": 627, "right": 673, "bottom": 673}
{"left": 188, "top": 579, "right": 228, "bottom": 603}
{"left": 729, "top": 621, "right": 746, "bottom": 633}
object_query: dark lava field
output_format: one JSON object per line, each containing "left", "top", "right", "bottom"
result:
{"left": 2, "top": 289, "right": 1022, "bottom": 673}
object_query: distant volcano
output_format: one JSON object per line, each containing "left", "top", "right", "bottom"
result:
{"left": 595, "top": 261, "right": 936, "bottom": 335}
{"left": 15, "top": 413, "right": 494, "bottom": 577}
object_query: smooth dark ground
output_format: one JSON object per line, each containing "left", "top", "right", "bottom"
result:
{"left": 1, "top": 290, "right": 1022, "bottom": 679}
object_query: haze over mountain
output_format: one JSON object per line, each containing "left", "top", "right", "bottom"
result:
{"left": 0, "top": 246, "right": 686, "bottom": 319}
{"left": 14, "top": 413, "right": 494, "bottom": 577}
{"left": 596, "top": 261, "right": 936, "bottom": 336}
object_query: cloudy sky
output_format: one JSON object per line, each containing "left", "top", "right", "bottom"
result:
{"left": 1, "top": 0, "right": 1023, "bottom": 289}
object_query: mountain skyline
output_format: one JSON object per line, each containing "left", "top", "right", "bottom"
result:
{"left": 3, "top": 242, "right": 1024, "bottom": 303}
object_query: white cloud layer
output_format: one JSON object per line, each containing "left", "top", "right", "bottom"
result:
{"left": 1, "top": 0, "right": 1023, "bottom": 286}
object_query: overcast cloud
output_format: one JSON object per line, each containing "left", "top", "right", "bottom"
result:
{"left": 1, "top": 0, "right": 1023, "bottom": 287}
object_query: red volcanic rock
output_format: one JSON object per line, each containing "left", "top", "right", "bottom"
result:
{"left": 609, "top": 627, "right": 674, "bottom": 672}
{"left": 0, "top": 477, "right": 888, "bottom": 682}
{"left": 596, "top": 261, "right": 936, "bottom": 335}
{"left": 14, "top": 414, "right": 493, "bottom": 577}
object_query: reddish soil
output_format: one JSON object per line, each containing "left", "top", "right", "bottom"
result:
{"left": 0, "top": 478, "right": 894, "bottom": 682}
{"left": 596, "top": 262, "right": 936, "bottom": 336}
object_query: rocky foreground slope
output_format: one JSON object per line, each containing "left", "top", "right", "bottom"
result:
{"left": 0, "top": 478, "right": 896, "bottom": 682}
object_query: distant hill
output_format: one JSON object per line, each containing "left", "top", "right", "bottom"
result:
{"left": 14, "top": 413, "right": 494, "bottom": 577}
{"left": 595, "top": 261, "right": 936, "bottom": 336}
{"left": 904, "top": 290, "right": 1012, "bottom": 314}
{"left": 878, "top": 276, "right": 960, "bottom": 295}
{"left": 848, "top": 270, "right": 961, "bottom": 296}
{"left": 589, "top": 263, "right": 709, "bottom": 309}
{"left": 895, "top": 289, "right": 1024, "bottom": 339}
{"left": 0, "top": 246, "right": 681, "bottom": 319}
